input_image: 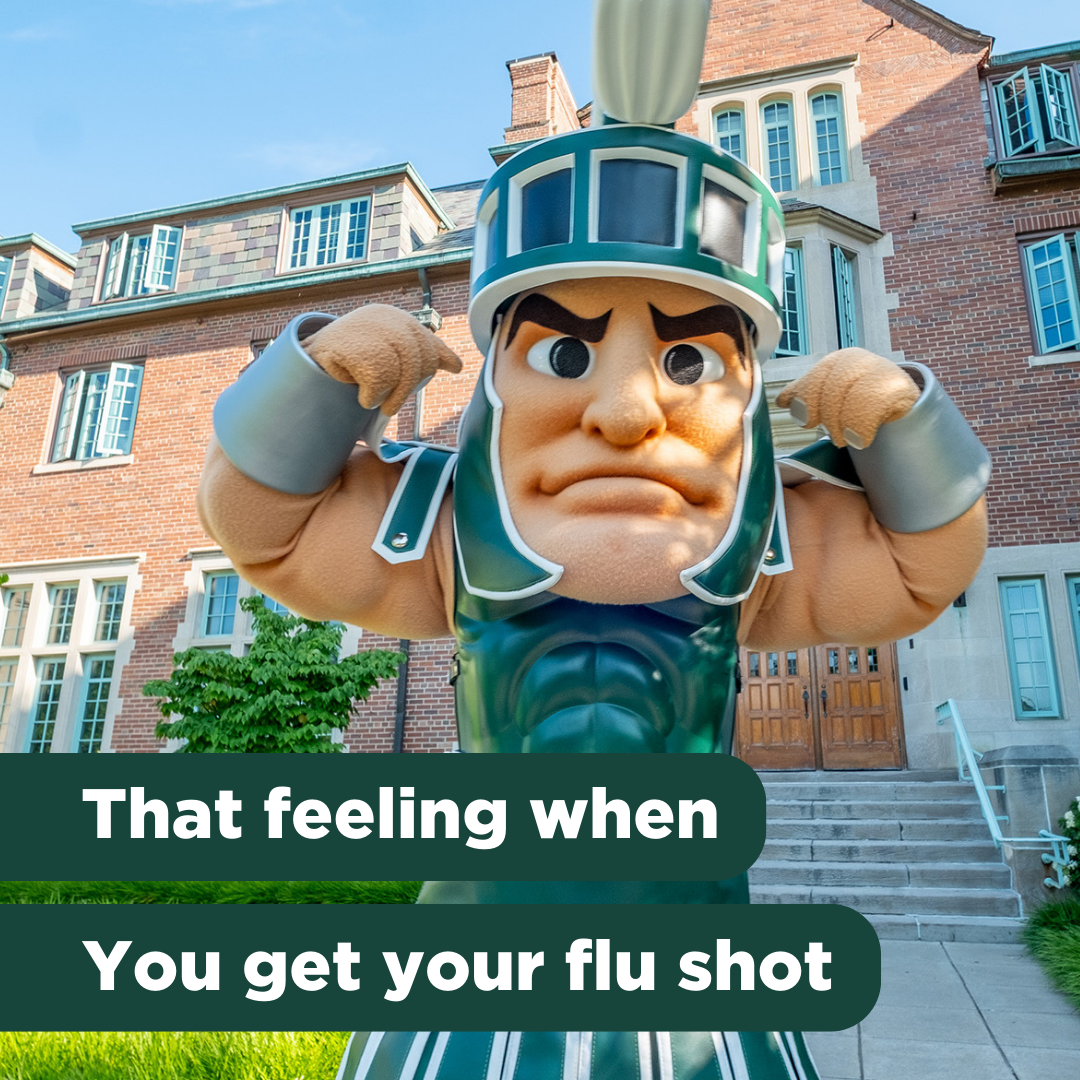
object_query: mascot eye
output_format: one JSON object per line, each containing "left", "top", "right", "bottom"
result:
{"left": 662, "top": 342, "right": 724, "bottom": 386}
{"left": 526, "top": 336, "right": 594, "bottom": 379}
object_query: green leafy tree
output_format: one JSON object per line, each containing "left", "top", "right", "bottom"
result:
{"left": 143, "top": 596, "right": 400, "bottom": 752}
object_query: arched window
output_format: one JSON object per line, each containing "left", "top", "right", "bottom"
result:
{"left": 810, "top": 91, "right": 847, "bottom": 185}
{"left": 761, "top": 100, "right": 795, "bottom": 193}
{"left": 714, "top": 108, "right": 746, "bottom": 163}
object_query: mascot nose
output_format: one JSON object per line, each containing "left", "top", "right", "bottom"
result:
{"left": 581, "top": 365, "right": 666, "bottom": 446}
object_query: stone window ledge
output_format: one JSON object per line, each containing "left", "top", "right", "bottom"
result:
{"left": 1028, "top": 352, "right": 1079, "bottom": 367}
{"left": 32, "top": 455, "right": 134, "bottom": 476}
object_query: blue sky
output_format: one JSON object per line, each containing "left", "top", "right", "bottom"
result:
{"left": 2, "top": 0, "right": 1078, "bottom": 253}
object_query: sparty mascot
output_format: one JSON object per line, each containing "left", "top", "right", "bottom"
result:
{"left": 200, "top": 1, "right": 990, "bottom": 1076}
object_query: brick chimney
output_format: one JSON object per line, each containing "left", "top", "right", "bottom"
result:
{"left": 504, "top": 52, "right": 582, "bottom": 144}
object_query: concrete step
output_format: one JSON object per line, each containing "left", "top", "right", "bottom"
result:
{"left": 760, "top": 838, "right": 1004, "bottom": 864}
{"left": 867, "top": 914, "right": 1026, "bottom": 944}
{"left": 761, "top": 781, "right": 975, "bottom": 802}
{"left": 766, "top": 798, "right": 983, "bottom": 820}
{"left": 749, "top": 860, "right": 1013, "bottom": 889}
{"left": 765, "top": 818, "right": 993, "bottom": 841}
{"left": 749, "top": 883, "right": 1021, "bottom": 918}
{"left": 759, "top": 770, "right": 956, "bottom": 784}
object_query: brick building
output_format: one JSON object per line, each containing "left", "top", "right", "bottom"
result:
{"left": 1, "top": 1, "right": 1077, "bottom": 769}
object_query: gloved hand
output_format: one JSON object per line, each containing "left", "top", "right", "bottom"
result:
{"left": 776, "top": 347, "right": 920, "bottom": 450}
{"left": 305, "top": 304, "right": 463, "bottom": 417}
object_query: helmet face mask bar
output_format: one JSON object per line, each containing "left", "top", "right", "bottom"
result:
{"left": 469, "top": 123, "right": 786, "bottom": 361}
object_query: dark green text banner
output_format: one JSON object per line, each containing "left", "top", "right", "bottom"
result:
{"left": 0, "top": 754, "right": 765, "bottom": 882}
{"left": 0, "top": 903, "right": 879, "bottom": 1031}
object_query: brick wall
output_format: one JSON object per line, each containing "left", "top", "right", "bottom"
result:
{"left": 1, "top": 270, "right": 474, "bottom": 753}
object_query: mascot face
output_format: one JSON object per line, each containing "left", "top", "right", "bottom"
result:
{"left": 493, "top": 277, "right": 754, "bottom": 604}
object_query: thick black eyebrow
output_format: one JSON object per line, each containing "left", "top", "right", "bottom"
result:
{"left": 505, "top": 294, "right": 613, "bottom": 346}
{"left": 648, "top": 303, "right": 745, "bottom": 344}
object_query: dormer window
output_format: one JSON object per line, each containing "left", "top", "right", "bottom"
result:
{"left": 99, "top": 225, "right": 182, "bottom": 301}
{"left": 287, "top": 198, "right": 371, "bottom": 270}
{"left": 993, "top": 64, "right": 1079, "bottom": 158}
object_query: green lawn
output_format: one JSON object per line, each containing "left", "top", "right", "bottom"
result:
{"left": 0, "top": 881, "right": 418, "bottom": 1079}
{"left": 0, "top": 1031, "right": 351, "bottom": 1080}
{"left": 1024, "top": 895, "right": 1080, "bottom": 1011}
{"left": 0, "top": 880, "right": 420, "bottom": 905}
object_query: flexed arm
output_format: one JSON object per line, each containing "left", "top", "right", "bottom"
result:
{"left": 741, "top": 349, "right": 990, "bottom": 649}
{"left": 199, "top": 306, "right": 462, "bottom": 638}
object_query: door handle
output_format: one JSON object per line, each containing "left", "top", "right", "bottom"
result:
{"left": 802, "top": 687, "right": 810, "bottom": 719}
{"left": 820, "top": 683, "right": 828, "bottom": 718}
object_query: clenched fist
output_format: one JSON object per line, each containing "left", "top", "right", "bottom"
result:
{"left": 305, "top": 304, "right": 463, "bottom": 416}
{"left": 776, "top": 348, "right": 920, "bottom": 449}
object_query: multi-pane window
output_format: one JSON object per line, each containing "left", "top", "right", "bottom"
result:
{"left": 95, "top": 581, "right": 126, "bottom": 642}
{"left": 76, "top": 657, "right": 114, "bottom": 753}
{"left": 994, "top": 64, "right": 1079, "bottom": 158}
{"left": 288, "top": 198, "right": 371, "bottom": 270}
{"left": 0, "top": 254, "right": 12, "bottom": 317}
{"left": 714, "top": 109, "right": 746, "bottom": 163}
{"left": 1068, "top": 576, "right": 1080, "bottom": 673}
{"left": 832, "top": 245, "right": 860, "bottom": 348}
{"left": 203, "top": 571, "right": 240, "bottom": 636}
{"left": 775, "top": 246, "right": 807, "bottom": 356}
{"left": 99, "top": 225, "right": 182, "bottom": 300}
{"left": 1022, "top": 233, "right": 1080, "bottom": 354}
{"left": 2, "top": 587, "right": 31, "bottom": 647}
{"left": 0, "top": 563, "right": 135, "bottom": 755}
{"left": 51, "top": 362, "right": 144, "bottom": 463}
{"left": 762, "top": 101, "right": 795, "bottom": 193}
{"left": 999, "top": 578, "right": 1060, "bottom": 718}
{"left": 0, "top": 659, "right": 18, "bottom": 736}
{"left": 47, "top": 585, "right": 78, "bottom": 645}
{"left": 810, "top": 92, "right": 846, "bottom": 185}
{"left": 28, "top": 659, "right": 66, "bottom": 753}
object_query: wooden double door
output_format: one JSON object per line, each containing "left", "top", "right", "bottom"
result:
{"left": 735, "top": 642, "right": 904, "bottom": 770}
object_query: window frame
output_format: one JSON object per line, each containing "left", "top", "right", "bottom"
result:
{"left": 831, "top": 244, "right": 860, "bottom": 349}
{"left": 713, "top": 106, "right": 748, "bottom": 163}
{"left": 0, "top": 253, "right": 12, "bottom": 318}
{"left": 775, "top": 244, "right": 808, "bottom": 357}
{"left": 0, "top": 559, "right": 138, "bottom": 754}
{"left": 761, "top": 97, "right": 797, "bottom": 194}
{"left": 809, "top": 89, "right": 848, "bottom": 186}
{"left": 1020, "top": 231, "right": 1080, "bottom": 356}
{"left": 990, "top": 62, "right": 1080, "bottom": 160}
{"left": 98, "top": 225, "right": 183, "bottom": 301}
{"left": 50, "top": 361, "right": 145, "bottom": 464}
{"left": 998, "top": 576, "right": 1061, "bottom": 720}
{"left": 284, "top": 196, "right": 372, "bottom": 272}
{"left": 1068, "top": 575, "right": 1080, "bottom": 678}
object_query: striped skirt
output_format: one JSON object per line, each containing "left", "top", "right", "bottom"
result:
{"left": 336, "top": 1030, "right": 820, "bottom": 1080}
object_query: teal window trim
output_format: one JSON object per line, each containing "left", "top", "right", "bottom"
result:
{"left": 94, "top": 581, "right": 126, "bottom": 642}
{"left": 51, "top": 362, "right": 144, "bottom": 463}
{"left": 73, "top": 654, "right": 114, "bottom": 753}
{"left": 0, "top": 658, "right": 18, "bottom": 737}
{"left": 1023, "top": 233, "right": 1080, "bottom": 354}
{"left": 775, "top": 244, "right": 807, "bottom": 356}
{"left": 1068, "top": 575, "right": 1080, "bottom": 677}
{"left": 288, "top": 198, "right": 371, "bottom": 270}
{"left": 831, "top": 245, "right": 860, "bottom": 348}
{"left": 46, "top": 584, "right": 78, "bottom": 646}
{"left": 202, "top": 570, "right": 240, "bottom": 637}
{"left": 0, "top": 253, "right": 12, "bottom": 318}
{"left": 761, "top": 100, "right": 796, "bottom": 193}
{"left": 999, "top": 577, "right": 1061, "bottom": 719}
{"left": 810, "top": 91, "right": 847, "bottom": 185}
{"left": 26, "top": 657, "right": 66, "bottom": 753}
{"left": 2, "top": 585, "right": 31, "bottom": 647}
{"left": 714, "top": 108, "right": 747, "bottom": 163}
{"left": 994, "top": 64, "right": 1080, "bottom": 158}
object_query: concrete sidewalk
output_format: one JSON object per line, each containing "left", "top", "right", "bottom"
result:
{"left": 805, "top": 940, "right": 1080, "bottom": 1080}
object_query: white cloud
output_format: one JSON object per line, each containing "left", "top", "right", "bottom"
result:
{"left": 4, "top": 25, "right": 66, "bottom": 41}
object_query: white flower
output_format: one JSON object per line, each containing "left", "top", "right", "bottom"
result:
{"left": 1066, "top": 810, "right": 1077, "bottom": 826}
{"left": 1070, "top": 845, "right": 1078, "bottom": 857}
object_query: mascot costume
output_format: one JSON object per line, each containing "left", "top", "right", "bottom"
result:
{"left": 200, "top": 0, "right": 991, "bottom": 1076}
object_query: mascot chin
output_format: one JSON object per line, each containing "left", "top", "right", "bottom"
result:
{"left": 200, "top": 1, "right": 990, "bottom": 1075}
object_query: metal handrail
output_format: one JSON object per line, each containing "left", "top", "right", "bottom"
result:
{"left": 935, "top": 698, "right": 1070, "bottom": 888}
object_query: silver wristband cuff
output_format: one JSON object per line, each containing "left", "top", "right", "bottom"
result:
{"left": 213, "top": 312, "right": 381, "bottom": 495}
{"left": 849, "top": 362, "right": 991, "bottom": 534}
